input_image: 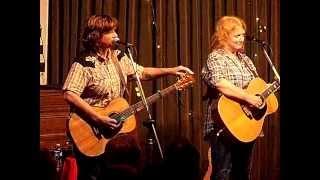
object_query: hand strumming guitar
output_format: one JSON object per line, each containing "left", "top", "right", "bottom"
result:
{"left": 96, "top": 115, "right": 121, "bottom": 129}
{"left": 244, "top": 94, "right": 265, "bottom": 109}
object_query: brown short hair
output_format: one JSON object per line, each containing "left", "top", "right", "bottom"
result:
{"left": 82, "top": 15, "right": 118, "bottom": 53}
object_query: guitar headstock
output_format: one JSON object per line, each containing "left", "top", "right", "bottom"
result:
{"left": 175, "top": 74, "right": 195, "bottom": 91}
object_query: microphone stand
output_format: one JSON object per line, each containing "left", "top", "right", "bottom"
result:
{"left": 255, "top": 41, "right": 280, "bottom": 83}
{"left": 261, "top": 43, "right": 280, "bottom": 84}
{"left": 125, "top": 46, "right": 164, "bottom": 163}
{"left": 143, "top": 0, "right": 165, "bottom": 166}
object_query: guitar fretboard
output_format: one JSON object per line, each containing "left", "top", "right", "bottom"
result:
{"left": 261, "top": 80, "right": 280, "bottom": 99}
{"left": 116, "top": 84, "right": 177, "bottom": 121}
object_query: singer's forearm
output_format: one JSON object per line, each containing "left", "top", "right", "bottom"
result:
{"left": 63, "top": 91, "right": 101, "bottom": 122}
{"left": 140, "top": 67, "right": 174, "bottom": 80}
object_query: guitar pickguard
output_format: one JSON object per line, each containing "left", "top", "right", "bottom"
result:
{"left": 251, "top": 105, "right": 267, "bottom": 120}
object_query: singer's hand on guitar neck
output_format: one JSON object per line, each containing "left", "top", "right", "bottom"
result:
{"left": 141, "top": 66, "right": 193, "bottom": 80}
{"left": 169, "top": 65, "right": 194, "bottom": 78}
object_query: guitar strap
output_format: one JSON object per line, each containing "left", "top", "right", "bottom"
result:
{"left": 237, "top": 53, "right": 259, "bottom": 78}
{"left": 111, "top": 53, "right": 130, "bottom": 97}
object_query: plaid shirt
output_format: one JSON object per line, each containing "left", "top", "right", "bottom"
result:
{"left": 63, "top": 50, "right": 144, "bottom": 108}
{"left": 201, "top": 49, "right": 258, "bottom": 139}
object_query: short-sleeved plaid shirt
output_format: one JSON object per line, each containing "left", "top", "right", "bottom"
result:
{"left": 63, "top": 49, "right": 144, "bottom": 108}
{"left": 201, "top": 49, "right": 258, "bottom": 139}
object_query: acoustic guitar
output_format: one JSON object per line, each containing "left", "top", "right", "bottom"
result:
{"left": 68, "top": 74, "right": 195, "bottom": 157}
{"left": 217, "top": 77, "right": 280, "bottom": 142}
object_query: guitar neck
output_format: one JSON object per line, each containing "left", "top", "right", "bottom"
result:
{"left": 118, "top": 84, "right": 177, "bottom": 120}
{"left": 261, "top": 80, "right": 280, "bottom": 99}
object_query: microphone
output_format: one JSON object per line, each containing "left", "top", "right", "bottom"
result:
{"left": 246, "top": 35, "right": 273, "bottom": 55}
{"left": 245, "top": 35, "right": 256, "bottom": 41}
{"left": 113, "top": 37, "right": 134, "bottom": 47}
{"left": 245, "top": 35, "right": 267, "bottom": 45}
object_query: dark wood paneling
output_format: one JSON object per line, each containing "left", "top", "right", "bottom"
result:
{"left": 40, "top": 89, "right": 70, "bottom": 150}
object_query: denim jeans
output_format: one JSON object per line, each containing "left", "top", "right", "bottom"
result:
{"left": 210, "top": 132, "right": 255, "bottom": 180}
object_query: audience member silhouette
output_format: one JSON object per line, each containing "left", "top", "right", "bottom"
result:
{"left": 39, "top": 148, "right": 59, "bottom": 180}
{"left": 162, "top": 137, "right": 201, "bottom": 180}
{"left": 99, "top": 133, "right": 142, "bottom": 179}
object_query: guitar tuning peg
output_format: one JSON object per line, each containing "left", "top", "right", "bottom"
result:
{"left": 136, "top": 92, "right": 141, "bottom": 97}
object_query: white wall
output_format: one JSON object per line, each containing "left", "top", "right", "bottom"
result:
{"left": 40, "top": 0, "right": 49, "bottom": 85}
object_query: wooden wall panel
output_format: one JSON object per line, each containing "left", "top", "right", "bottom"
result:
{"left": 40, "top": 89, "right": 70, "bottom": 150}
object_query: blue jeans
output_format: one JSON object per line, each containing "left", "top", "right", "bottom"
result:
{"left": 210, "top": 132, "right": 255, "bottom": 180}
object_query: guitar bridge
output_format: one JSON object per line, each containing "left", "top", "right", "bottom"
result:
{"left": 241, "top": 105, "right": 253, "bottom": 119}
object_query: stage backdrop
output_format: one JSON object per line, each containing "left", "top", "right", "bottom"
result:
{"left": 44, "top": 0, "right": 280, "bottom": 179}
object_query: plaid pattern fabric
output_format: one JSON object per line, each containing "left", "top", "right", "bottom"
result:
{"left": 201, "top": 49, "right": 258, "bottom": 138}
{"left": 63, "top": 50, "right": 144, "bottom": 108}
